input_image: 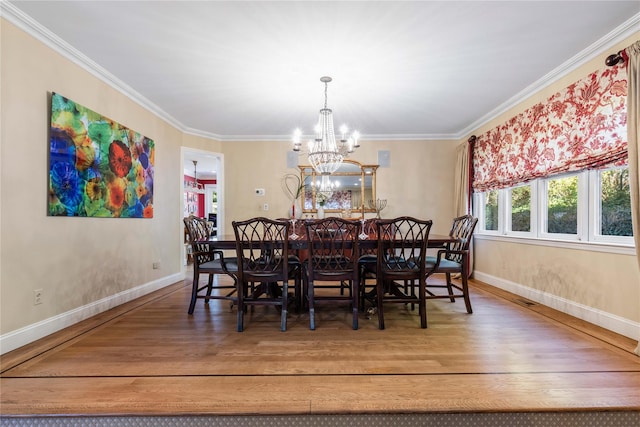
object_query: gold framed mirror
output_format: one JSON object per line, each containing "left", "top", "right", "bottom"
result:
{"left": 298, "top": 160, "right": 379, "bottom": 215}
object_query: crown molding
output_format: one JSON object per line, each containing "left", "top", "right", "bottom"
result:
{"left": 206, "top": 133, "right": 454, "bottom": 142}
{"left": 3, "top": 2, "right": 638, "bottom": 143}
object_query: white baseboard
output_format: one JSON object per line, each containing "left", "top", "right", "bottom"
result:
{"left": 0, "top": 273, "right": 184, "bottom": 355}
{"left": 473, "top": 270, "right": 640, "bottom": 341}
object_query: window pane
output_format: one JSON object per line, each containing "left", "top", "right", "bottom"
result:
{"left": 547, "top": 175, "right": 578, "bottom": 234}
{"left": 600, "top": 168, "right": 632, "bottom": 236}
{"left": 485, "top": 190, "right": 498, "bottom": 231}
{"left": 511, "top": 185, "right": 531, "bottom": 232}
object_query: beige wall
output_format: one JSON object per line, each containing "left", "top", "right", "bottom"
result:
{"left": 475, "top": 240, "right": 639, "bottom": 321}
{"left": 470, "top": 33, "right": 640, "bottom": 335}
{"left": 220, "top": 139, "right": 457, "bottom": 236}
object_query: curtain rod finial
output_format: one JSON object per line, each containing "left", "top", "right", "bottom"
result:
{"left": 468, "top": 135, "right": 477, "bottom": 143}
{"left": 605, "top": 52, "right": 624, "bottom": 67}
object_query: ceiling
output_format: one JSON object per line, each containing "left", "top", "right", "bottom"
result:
{"left": 4, "top": 1, "right": 640, "bottom": 178}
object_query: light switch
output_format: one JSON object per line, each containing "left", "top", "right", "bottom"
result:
{"left": 255, "top": 188, "right": 265, "bottom": 196}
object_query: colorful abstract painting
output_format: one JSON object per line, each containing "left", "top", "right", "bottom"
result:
{"left": 48, "top": 92, "right": 154, "bottom": 217}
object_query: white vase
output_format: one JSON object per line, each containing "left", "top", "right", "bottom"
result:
{"left": 317, "top": 206, "right": 325, "bottom": 219}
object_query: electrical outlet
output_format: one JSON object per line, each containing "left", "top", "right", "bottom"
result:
{"left": 153, "top": 261, "right": 160, "bottom": 269}
{"left": 34, "top": 289, "right": 43, "bottom": 305}
{"left": 263, "top": 203, "right": 269, "bottom": 211}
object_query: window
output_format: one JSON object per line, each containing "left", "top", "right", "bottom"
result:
{"left": 598, "top": 167, "right": 632, "bottom": 237}
{"left": 484, "top": 190, "right": 499, "bottom": 232}
{"left": 474, "top": 166, "right": 633, "bottom": 247}
{"left": 545, "top": 174, "right": 578, "bottom": 235}
{"left": 509, "top": 184, "right": 532, "bottom": 233}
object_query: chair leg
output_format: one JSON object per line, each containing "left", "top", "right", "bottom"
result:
{"left": 359, "top": 270, "right": 366, "bottom": 312}
{"left": 205, "top": 273, "right": 214, "bottom": 303}
{"left": 188, "top": 269, "right": 199, "bottom": 314}
{"left": 352, "top": 279, "right": 359, "bottom": 330}
{"left": 296, "top": 271, "right": 303, "bottom": 313}
{"left": 280, "top": 281, "right": 288, "bottom": 332}
{"left": 308, "top": 278, "right": 316, "bottom": 330}
{"left": 236, "top": 280, "right": 245, "bottom": 332}
{"left": 419, "top": 279, "right": 427, "bottom": 329}
{"left": 407, "top": 279, "right": 416, "bottom": 311}
{"left": 461, "top": 268, "right": 473, "bottom": 314}
{"left": 376, "top": 278, "right": 385, "bottom": 330}
{"left": 445, "top": 273, "right": 456, "bottom": 303}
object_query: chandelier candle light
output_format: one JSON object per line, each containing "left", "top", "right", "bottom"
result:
{"left": 293, "top": 76, "right": 361, "bottom": 184}
{"left": 312, "top": 176, "right": 339, "bottom": 198}
{"left": 186, "top": 160, "right": 205, "bottom": 194}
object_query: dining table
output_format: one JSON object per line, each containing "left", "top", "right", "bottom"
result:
{"left": 202, "top": 232, "right": 457, "bottom": 250}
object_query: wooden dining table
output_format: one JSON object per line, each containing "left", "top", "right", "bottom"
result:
{"left": 202, "top": 232, "right": 457, "bottom": 250}
{"left": 199, "top": 234, "right": 457, "bottom": 250}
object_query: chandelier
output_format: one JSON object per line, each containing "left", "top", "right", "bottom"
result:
{"left": 292, "top": 76, "right": 360, "bottom": 176}
{"left": 313, "top": 175, "right": 340, "bottom": 198}
{"left": 185, "top": 160, "right": 205, "bottom": 194}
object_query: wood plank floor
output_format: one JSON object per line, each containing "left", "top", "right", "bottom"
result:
{"left": 1, "top": 274, "right": 639, "bottom": 416}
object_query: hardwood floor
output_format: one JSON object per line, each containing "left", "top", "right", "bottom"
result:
{"left": 1, "top": 274, "right": 639, "bottom": 416}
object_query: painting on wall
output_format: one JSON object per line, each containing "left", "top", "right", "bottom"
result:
{"left": 48, "top": 92, "right": 154, "bottom": 218}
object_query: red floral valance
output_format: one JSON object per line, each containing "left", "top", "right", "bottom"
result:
{"left": 473, "top": 64, "right": 628, "bottom": 192}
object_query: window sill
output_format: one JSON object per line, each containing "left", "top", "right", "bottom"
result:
{"left": 474, "top": 233, "right": 636, "bottom": 255}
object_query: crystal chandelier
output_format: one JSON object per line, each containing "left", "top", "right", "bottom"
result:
{"left": 313, "top": 175, "right": 340, "bottom": 198}
{"left": 292, "top": 76, "right": 360, "bottom": 176}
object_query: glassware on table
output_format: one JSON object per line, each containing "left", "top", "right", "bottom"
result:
{"left": 358, "top": 218, "right": 368, "bottom": 240}
{"left": 290, "top": 218, "right": 299, "bottom": 240}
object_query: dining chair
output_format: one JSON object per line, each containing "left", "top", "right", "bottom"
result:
{"left": 375, "top": 216, "right": 433, "bottom": 329}
{"left": 304, "top": 217, "right": 361, "bottom": 330}
{"left": 232, "top": 217, "right": 301, "bottom": 332}
{"left": 276, "top": 217, "right": 304, "bottom": 309}
{"left": 358, "top": 218, "right": 395, "bottom": 311}
{"left": 183, "top": 215, "right": 238, "bottom": 314}
{"left": 425, "top": 214, "right": 478, "bottom": 313}
{"left": 357, "top": 218, "right": 377, "bottom": 309}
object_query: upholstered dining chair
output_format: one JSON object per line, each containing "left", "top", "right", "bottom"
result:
{"left": 425, "top": 214, "right": 478, "bottom": 313}
{"left": 232, "top": 217, "right": 300, "bottom": 332}
{"left": 375, "top": 216, "right": 433, "bottom": 329}
{"left": 304, "top": 217, "right": 361, "bottom": 330}
{"left": 183, "top": 215, "right": 238, "bottom": 314}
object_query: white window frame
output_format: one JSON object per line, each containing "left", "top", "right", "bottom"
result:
{"left": 476, "top": 189, "right": 502, "bottom": 235}
{"left": 473, "top": 166, "right": 634, "bottom": 252}
{"left": 589, "top": 167, "right": 635, "bottom": 245}
{"left": 539, "top": 171, "right": 585, "bottom": 242}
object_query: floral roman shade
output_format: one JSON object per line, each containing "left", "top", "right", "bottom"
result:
{"left": 473, "top": 64, "right": 628, "bottom": 192}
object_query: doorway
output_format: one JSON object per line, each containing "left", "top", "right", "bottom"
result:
{"left": 181, "top": 147, "right": 225, "bottom": 267}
